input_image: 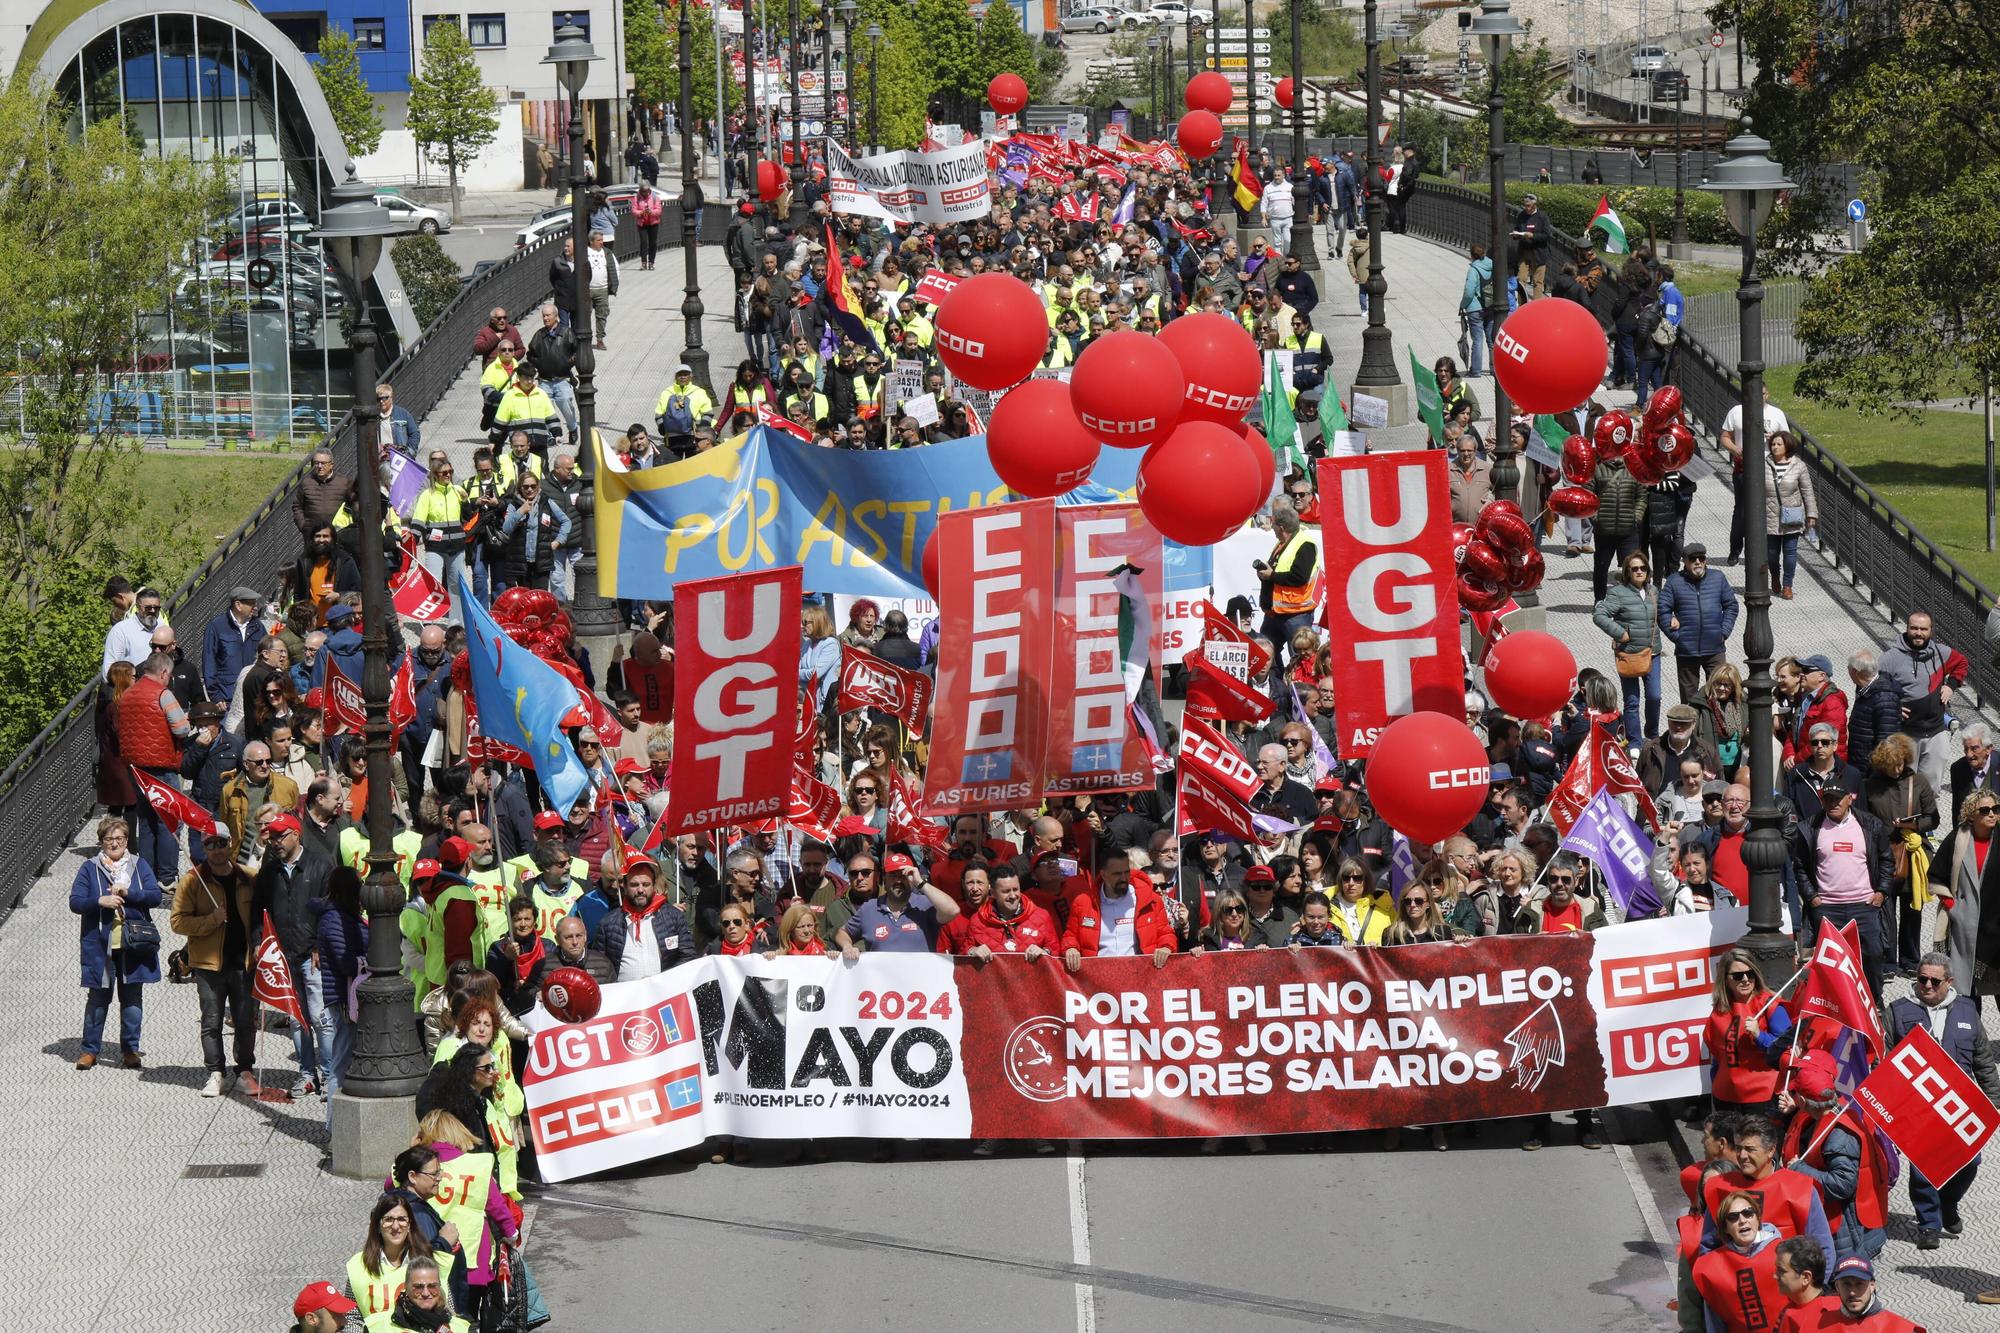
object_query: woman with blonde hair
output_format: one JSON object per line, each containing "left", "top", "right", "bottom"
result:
{"left": 1325, "top": 859, "right": 1394, "bottom": 946}
{"left": 1865, "top": 732, "right": 1939, "bottom": 975}
{"left": 799, "top": 603, "right": 840, "bottom": 714}
{"left": 409, "top": 1104, "right": 516, "bottom": 1327}
{"left": 1698, "top": 664, "right": 1747, "bottom": 781}
{"left": 765, "top": 902, "right": 828, "bottom": 957}
{"left": 1472, "top": 847, "right": 1539, "bottom": 936}
{"left": 1705, "top": 948, "right": 1790, "bottom": 1117}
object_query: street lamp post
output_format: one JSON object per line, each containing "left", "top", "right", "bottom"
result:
{"left": 866, "top": 23, "right": 881, "bottom": 152}
{"left": 545, "top": 27, "right": 617, "bottom": 646}
{"left": 744, "top": 1, "right": 759, "bottom": 168}
{"left": 1148, "top": 32, "right": 1163, "bottom": 132}
{"left": 1353, "top": 0, "right": 1404, "bottom": 418}
{"left": 788, "top": 0, "right": 803, "bottom": 171}
{"left": 1471, "top": 0, "right": 1524, "bottom": 516}
{"left": 679, "top": 0, "right": 711, "bottom": 394}
{"left": 1185, "top": 8, "right": 1195, "bottom": 82}
{"left": 1702, "top": 119, "right": 1796, "bottom": 985}
{"left": 311, "top": 170, "right": 426, "bottom": 1149}
{"left": 838, "top": 0, "right": 857, "bottom": 146}
{"left": 1696, "top": 43, "right": 1712, "bottom": 184}
{"left": 1286, "top": 0, "right": 1318, "bottom": 270}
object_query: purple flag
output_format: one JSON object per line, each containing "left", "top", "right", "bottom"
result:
{"left": 1557, "top": 790, "right": 1656, "bottom": 915}
{"left": 382, "top": 446, "right": 424, "bottom": 519}
{"left": 1111, "top": 183, "right": 1137, "bottom": 226}
{"left": 1387, "top": 831, "right": 1418, "bottom": 904}
{"left": 1288, "top": 680, "right": 1339, "bottom": 778}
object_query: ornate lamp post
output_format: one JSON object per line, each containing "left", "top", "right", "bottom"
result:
{"left": 1470, "top": 0, "right": 1523, "bottom": 507}
{"left": 1702, "top": 120, "right": 1795, "bottom": 983}
{"left": 866, "top": 22, "right": 881, "bottom": 152}
{"left": 788, "top": 0, "right": 803, "bottom": 169}
{"left": 1285, "top": 0, "right": 1318, "bottom": 270}
{"left": 1352, "top": 0, "right": 1404, "bottom": 420}
{"left": 679, "top": 0, "right": 711, "bottom": 393}
{"left": 544, "top": 27, "right": 617, "bottom": 645}
{"left": 838, "top": 0, "right": 857, "bottom": 145}
{"left": 311, "top": 171, "right": 426, "bottom": 1157}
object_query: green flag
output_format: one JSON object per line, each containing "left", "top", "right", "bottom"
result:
{"left": 1532, "top": 413, "right": 1570, "bottom": 468}
{"left": 1409, "top": 346, "right": 1446, "bottom": 447}
{"left": 1262, "top": 352, "right": 1305, "bottom": 476}
{"left": 1320, "top": 381, "right": 1351, "bottom": 433}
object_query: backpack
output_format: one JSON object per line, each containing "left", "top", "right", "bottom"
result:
{"left": 659, "top": 392, "right": 695, "bottom": 435}
{"left": 1650, "top": 303, "right": 1679, "bottom": 347}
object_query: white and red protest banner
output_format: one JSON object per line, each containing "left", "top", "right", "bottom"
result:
{"left": 1315, "top": 452, "right": 1464, "bottom": 758}
{"left": 252, "top": 911, "right": 306, "bottom": 1023}
{"left": 664, "top": 565, "right": 802, "bottom": 833}
{"left": 1177, "top": 715, "right": 1261, "bottom": 803}
{"left": 521, "top": 910, "right": 1745, "bottom": 1179}
{"left": 837, "top": 642, "right": 934, "bottom": 734}
{"left": 1792, "top": 919, "right": 1888, "bottom": 1055}
{"left": 321, "top": 656, "right": 369, "bottom": 736}
{"left": 1044, "top": 504, "right": 1162, "bottom": 795}
{"left": 912, "top": 268, "right": 959, "bottom": 306}
{"left": 1856, "top": 1027, "right": 1999, "bottom": 1186}
{"left": 391, "top": 539, "right": 449, "bottom": 622}
{"left": 129, "top": 766, "right": 226, "bottom": 838}
{"left": 925, "top": 502, "right": 1056, "bottom": 814}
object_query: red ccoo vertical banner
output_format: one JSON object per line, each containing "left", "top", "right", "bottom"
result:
{"left": 926, "top": 501, "right": 1057, "bottom": 814}
{"left": 1045, "top": 503, "right": 1163, "bottom": 795}
{"left": 665, "top": 565, "right": 803, "bottom": 834}
{"left": 1316, "top": 452, "right": 1464, "bottom": 759}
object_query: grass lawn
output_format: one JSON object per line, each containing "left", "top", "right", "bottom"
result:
{"left": 1764, "top": 364, "right": 2000, "bottom": 589}
{"left": 123, "top": 450, "right": 304, "bottom": 586}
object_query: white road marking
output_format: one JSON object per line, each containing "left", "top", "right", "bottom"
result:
{"left": 1613, "top": 1139, "right": 1678, "bottom": 1286}
{"left": 1068, "top": 1146, "right": 1097, "bottom": 1333}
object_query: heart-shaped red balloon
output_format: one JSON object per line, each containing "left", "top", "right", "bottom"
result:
{"left": 1460, "top": 538, "right": 1509, "bottom": 584}
{"left": 1658, "top": 419, "right": 1699, "bottom": 471}
{"left": 1622, "top": 438, "right": 1669, "bottom": 485}
{"left": 1641, "top": 385, "right": 1685, "bottom": 438}
{"left": 1503, "top": 547, "right": 1546, "bottom": 593}
{"left": 1593, "top": 409, "right": 1635, "bottom": 457}
{"left": 1560, "top": 433, "right": 1597, "bottom": 486}
{"left": 1458, "top": 573, "right": 1510, "bottom": 612}
{"left": 1450, "top": 521, "right": 1476, "bottom": 566}
{"left": 1477, "top": 509, "right": 1538, "bottom": 557}
{"left": 1548, "top": 484, "right": 1600, "bottom": 518}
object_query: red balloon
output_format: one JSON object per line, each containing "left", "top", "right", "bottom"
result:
{"left": 1275, "top": 77, "right": 1296, "bottom": 109}
{"left": 1450, "top": 522, "right": 1477, "bottom": 565}
{"left": 1365, "top": 712, "right": 1494, "bottom": 844}
{"left": 987, "top": 72, "right": 1029, "bottom": 115}
{"left": 1476, "top": 506, "right": 1537, "bottom": 556}
{"left": 1622, "top": 439, "right": 1668, "bottom": 485}
{"left": 1548, "top": 483, "right": 1599, "bottom": 518}
{"left": 985, "top": 379, "right": 1102, "bottom": 498}
{"left": 1559, "top": 433, "right": 1597, "bottom": 486}
{"left": 1503, "top": 546, "right": 1546, "bottom": 593}
{"left": 1460, "top": 538, "right": 1508, "bottom": 584}
{"left": 1641, "top": 385, "right": 1685, "bottom": 438}
{"left": 756, "top": 160, "right": 785, "bottom": 202}
{"left": 1593, "top": 408, "right": 1635, "bottom": 457}
{"left": 1241, "top": 424, "right": 1276, "bottom": 504}
{"left": 1176, "top": 109, "right": 1225, "bottom": 161}
{"left": 1071, "top": 330, "right": 1185, "bottom": 448}
{"left": 920, "top": 526, "right": 942, "bottom": 599}
{"left": 1458, "top": 574, "right": 1510, "bottom": 613}
{"left": 1185, "top": 71, "right": 1233, "bottom": 114}
{"left": 1658, "top": 419, "right": 1699, "bottom": 471}
{"left": 1483, "top": 630, "right": 1578, "bottom": 719}
{"left": 1137, "top": 422, "right": 1264, "bottom": 545}
{"left": 935, "top": 273, "right": 1050, "bottom": 391}
{"left": 1157, "top": 312, "right": 1260, "bottom": 425}
{"left": 540, "top": 967, "right": 602, "bottom": 1023}
{"left": 1492, "top": 298, "right": 1608, "bottom": 413}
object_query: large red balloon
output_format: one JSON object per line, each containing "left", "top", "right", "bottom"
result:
{"left": 985, "top": 379, "right": 1102, "bottom": 497}
{"left": 1548, "top": 483, "right": 1599, "bottom": 518}
{"left": 756, "top": 160, "right": 786, "bottom": 202}
{"left": 1176, "top": 109, "right": 1224, "bottom": 161}
{"left": 541, "top": 967, "right": 602, "bottom": 1023}
{"left": 1137, "top": 422, "right": 1263, "bottom": 545}
{"left": 1157, "top": 312, "right": 1260, "bottom": 425}
{"left": 1365, "top": 712, "right": 1494, "bottom": 845}
{"left": 1185, "top": 71, "right": 1233, "bottom": 114}
{"left": 1241, "top": 424, "right": 1275, "bottom": 503}
{"left": 1559, "top": 433, "right": 1596, "bottom": 486}
{"left": 1483, "top": 630, "right": 1578, "bottom": 719}
{"left": 988, "top": 72, "right": 1029, "bottom": 115}
{"left": 934, "top": 273, "right": 1049, "bottom": 391}
{"left": 1492, "top": 298, "right": 1608, "bottom": 413}
{"left": 1070, "top": 330, "right": 1184, "bottom": 448}
{"left": 1274, "top": 77, "right": 1295, "bottom": 109}
{"left": 920, "top": 526, "right": 942, "bottom": 599}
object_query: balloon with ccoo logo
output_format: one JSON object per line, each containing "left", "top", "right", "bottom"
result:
{"left": 1364, "top": 712, "right": 1493, "bottom": 845}
{"left": 1491, "top": 297, "right": 1606, "bottom": 414}
{"left": 934, "top": 273, "right": 1050, "bottom": 391}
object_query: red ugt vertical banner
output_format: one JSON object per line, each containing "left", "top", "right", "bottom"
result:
{"left": 925, "top": 501, "right": 1057, "bottom": 815}
{"left": 1045, "top": 503, "right": 1163, "bottom": 795}
{"left": 1316, "top": 452, "right": 1464, "bottom": 759}
{"left": 666, "top": 565, "right": 803, "bottom": 834}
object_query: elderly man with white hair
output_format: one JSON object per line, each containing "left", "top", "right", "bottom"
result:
{"left": 1949, "top": 721, "right": 2000, "bottom": 819}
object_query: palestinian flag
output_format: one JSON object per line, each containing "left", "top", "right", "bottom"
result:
{"left": 1110, "top": 563, "right": 1152, "bottom": 703}
{"left": 1261, "top": 352, "right": 1303, "bottom": 477}
{"left": 1589, "top": 195, "right": 1628, "bottom": 254}
{"left": 1229, "top": 139, "right": 1263, "bottom": 213}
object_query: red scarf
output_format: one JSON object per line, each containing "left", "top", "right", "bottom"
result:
{"left": 622, "top": 894, "right": 665, "bottom": 941}
{"left": 511, "top": 932, "right": 546, "bottom": 985}
{"left": 786, "top": 937, "right": 826, "bottom": 957}
{"left": 718, "top": 930, "right": 758, "bottom": 956}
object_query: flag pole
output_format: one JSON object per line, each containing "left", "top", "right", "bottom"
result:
{"left": 1752, "top": 962, "right": 1810, "bottom": 1020}
{"left": 1796, "top": 1096, "right": 1856, "bottom": 1163}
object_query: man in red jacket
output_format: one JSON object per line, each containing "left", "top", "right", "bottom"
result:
{"left": 951, "top": 866, "right": 1057, "bottom": 961}
{"left": 1777, "top": 1255, "right": 1925, "bottom": 1331}
{"left": 1061, "top": 847, "right": 1176, "bottom": 972}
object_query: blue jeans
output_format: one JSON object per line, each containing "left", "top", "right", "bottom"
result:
{"left": 287, "top": 953, "right": 332, "bottom": 1084}
{"left": 1910, "top": 1154, "right": 1978, "bottom": 1231}
{"left": 1620, "top": 652, "right": 1661, "bottom": 742}
{"left": 1612, "top": 329, "right": 1636, "bottom": 383}
{"left": 131, "top": 766, "right": 181, "bottom": 882}
{"left": 1465, "top": 308, "right": 1494, "bottom": 376}
{"left": 325, "top": 1008, "right": 357, "bottom": 1109}
{"left": 1814, "top": 901, "right": 1885, "bottom": 1001}
{"left": 1767, "top": 532, "right": 1801, "bottom": 591}
{"left": 82, "top": 975, "right": 144, "bottom": 1056}
{"left": 1358, "top": 285, "right": 1369, "bottom": 313}
{"left": 544, "top": 377, "right": 580, "bottom": 439}
{"left": 1634, "top": 357, "right": 1664, "bottom": 406}
{"left": 550, "top": 549, "right": 580, "bottom": 602}
{"left": 424, "top": 549, "right": 467, "bottom": 624}
{"left": 468, "top": 546, "right": 493, "bottom": 606}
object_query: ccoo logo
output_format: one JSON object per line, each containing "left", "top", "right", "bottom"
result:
{"left": 1427, "top": 764, "right": 1491, "bottom": 791}
{"left": 938, "top": 329, "right": 987, "bottom": 357}
{"left": 1079, "top": 410, "right": 1158, "bottom": 436}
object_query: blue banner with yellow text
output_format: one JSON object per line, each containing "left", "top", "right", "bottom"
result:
{"left": 593, "top": 427, "right": 1212, "bottom": 599}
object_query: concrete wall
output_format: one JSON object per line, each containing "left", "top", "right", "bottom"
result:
{"left": 354, "top": 100, "right": 527, "bottom": 190}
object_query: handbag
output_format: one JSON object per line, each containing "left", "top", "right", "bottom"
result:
{"left": 1456, "top": 314, "right": 1471, "bottom": 364}
{"left": 1780, "top": 503, "right": 1806, "bottom": 528}
{"left": 119, "top": 912, "right": 162, "bottom": 952}
{"left": 1615, "top": 648, "right": 1654, "bottom": 678}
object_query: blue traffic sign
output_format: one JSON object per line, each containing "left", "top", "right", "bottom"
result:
{"left": 1847, "top": 198, "right": 1866, "bottom": 221}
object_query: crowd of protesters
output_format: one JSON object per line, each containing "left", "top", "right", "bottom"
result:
{"left": 64, "top": 105, "right": 1986, "bottom": 1333}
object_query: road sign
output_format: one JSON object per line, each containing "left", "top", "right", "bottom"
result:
{"left": 1218, "top": 56, "right": 1248, "bottom": 67}
{"left": 1710, "top": 28, "right": 1724, "bottom": 47}
{"left": 1387, "top": 21, "right": 1410, "bottom": 37}
{"left": 1847, "top": 198, "right": 1866, "bottom": 221}
{"left": 1214, "top": 26, "right": 1270, "bottom": 37}
{"left": 1215, "top": 41, "right": 1272, "bottom": 53}
{"left": 1377, "top": 119, "right": 1393, "bottom": 145}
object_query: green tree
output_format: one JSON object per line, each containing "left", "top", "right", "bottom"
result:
{"left": 314, "top": 28, "right": 384, "bottom": 158}
{"left": 1733, "top": 0, "right": 2000, "bottom": 415}
{"left": 406, "top": 21, "right": 499, "bottom": 223}
{"left": 851, "top": 1, "right": 932, "bottom": 149}
{"left": 661, "top": 0, "right": 739, "bottom": 125}
{"left": 625, "top": 0, "right": 674, "bottom": 108}
{"left": 391, "top": 233, "right": 464, "bottom": 329}
{"left": 909, "top": 0, "right": 982, "bottom": 123}
{"left": 975, "top": 2, "right": 1041, "bottom": 103}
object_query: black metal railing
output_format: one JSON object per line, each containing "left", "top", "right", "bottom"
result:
{"left": 0, "top": 210, "right": 659, "bottom": 917}
{"left": 1405, "top": 181, "right": 2000, "bottom": 704}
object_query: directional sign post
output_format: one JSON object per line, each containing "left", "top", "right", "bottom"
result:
{"left": 1847, "top": 197, "right": 1867, "bottom": 250}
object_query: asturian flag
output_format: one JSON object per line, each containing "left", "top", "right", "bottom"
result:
{"left": 458, "top": 572, "right": 593, "bottom": 816}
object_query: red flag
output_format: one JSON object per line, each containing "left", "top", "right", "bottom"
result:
{"left": 391, "top": 543, "right": 449, "bottom": 623}
{"left": 788, "top": 766, "right": 844, "bottom": 843}
{"left": 837, "top": 642, "right": 934, "bottom": 734}
{"left": 1547, "top": 720, "right": 1660, "bottom": 834}
{"left": 1178, "top": 763, "right": 1267, "bottom": 842}
{"left": 1178, "top": 716, "right": 1261, "bottom": 803}
{"left": 1054, "top": 191, "right": 1102, "bottom": 224}
{"left": 252, "top": 911, "right": 306, "bottom": 1024}
{"left": 1793, "top": 919, "right": 1888, "bottom": 1056}
{"left": 756, "top": 401, "right": 814, "bottom": 442}
{"left": 129, "top": 766, "right": 226, "bottom": 838}
{"left": 912, "top": 269, "right": 959, "bottom": 306}
{"left": 388, "top": 654, "right": 417, "bottom": 743}
{"left": 1201, "top": 600, "right": 1272, "bottom": 677}
{"left": 888, "top": 767, "right": 949, "bottom": 851}
{"left": 321, "top": 655, "right": 368, "bottom": 736}
{"left": 1185, "top": 651, "right": 1273, "bottom": 725}
{"left": 1856, "top": 1026, "right": 1999, "bottom": 1186}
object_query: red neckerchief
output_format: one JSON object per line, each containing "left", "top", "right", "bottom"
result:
{"left": 511, "top": 932, "right": 546, "bottom": 985}
{"left": 622, "top": 894, "right": 665, "bottom": 941}
{"left": 787, "top": 937, "right": 826, "bottom": 956}
{"left": 718, "top": 930, "right": 758, "bottom": 956}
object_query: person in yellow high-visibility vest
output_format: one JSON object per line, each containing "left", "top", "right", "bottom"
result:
{"left": 360, "top": 1253, "right": 468, "bottom": 1331}
{"left": 1255, "top": 504, "right": 1323, "bottom": 679}
{"left": 433, "top": 999, "right": 524, "bottom": 1196}
{"left": 501, "top": 810, "right": 587, "bottom": 887}
{"left": 345, "top": 1193, "right": 458, "bottom": 1322}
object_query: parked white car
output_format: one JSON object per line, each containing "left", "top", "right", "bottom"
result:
{"left": 374, "top": 193, "right": 452, "bottom": 235}
{"left": 1148, "top": 1, "right": 1206, "bottom": 25}
{"left": 514, "top": 207, "right": 571, "bottom": 249}
{"left": 1628, "top": 44, "right": 1669, "bottom": 74}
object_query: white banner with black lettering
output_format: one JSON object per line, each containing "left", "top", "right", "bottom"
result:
{"left": 824, "top": 138, "right": 995, "bottom": 226}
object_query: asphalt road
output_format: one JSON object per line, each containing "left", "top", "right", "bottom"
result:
{"left": 527, "top": 1110, "right": 1680, "bottom": 1332}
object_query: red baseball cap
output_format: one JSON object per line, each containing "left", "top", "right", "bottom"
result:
{"left": 614, "top": 757, "right": 645, "bottom": 777}
{"left": 1792, "top": 1048, "right": 1839, "bottom": 1101}
{"left": 294, "top": 1283, "right": 358, "bottom": 1318}
{"left": 1243, "top": 865, "right": 1277, "bottom": 885}
{"left": 411, "top": 858, "right": 442, "bottom": 883}
{"left": 533, "top": 811, "right": 565, "bottom": 831}
{"left": 882, "top": 852, "right": 915, "bottom": 874}
{"left": 622, "top": 854, "right": 658, "bottom": 878}
{"left": 437, "top": 835, "right": 470, "bottom": 868}
{"left": 266, "top": 813, "right": 302, "bottom": 837}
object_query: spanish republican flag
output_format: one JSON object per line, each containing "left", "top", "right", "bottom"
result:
{"left": 821, "top": 222, "right": 880, "bottom": 355}
{"left": 1229, "top": 139, "right": 1263, "bottom": 212}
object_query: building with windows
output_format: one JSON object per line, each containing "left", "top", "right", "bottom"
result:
{"left": 10, "top": 0, "right": 419, "bottom": 442}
